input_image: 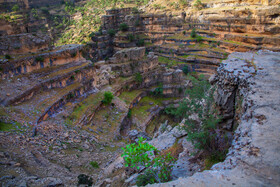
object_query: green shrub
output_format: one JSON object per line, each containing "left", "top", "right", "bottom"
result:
{"left": 35, "top": 56, "right": 44, "bottom": 62}
{"left": 89, "top": 32, "right": 95, "bottom": 38}
{"left": 182, "top": 66, "right": 189, "bottom": 74}
{"left": 5, "top": 54, "right": 11, "bottom": 59}
{"left": 194, "top": 0, "right": 203, "bottom": 10}
{"left": 196, "top": 35, "right": 203, "bottom": 43}
{"left": 102, "top": 91, "right": 114, "bottom": 105}
{"left": 136, "top": 39, "right": 145, "bottom": 47}
{"left": 191, "top": 28, "right": 196, "bottom": 38}
{"left": 122, "top": 137, "right": 175, "bottom": 185}
{"left": 128, "top": 34, "right": 135, "bottom": 42}
{"left": 12, "top": 5, "right": 19, "bottom": 12}
{"left": 136, "top": 169, "right": 157, "bottom": 186}
{"left": 127, "top": 109, "right": 132, "bottom": 118}
{"left": 77, "top": 174, "right": 93, "bottom": 186}
{"left": 31, "top": 8, "right": 38, "bottom": 19}
{"left": 179, "top": 0, "right": 188, "bottom": 6}
{"left": 152, "top": 83, "right": 163, "bottom": 96}
{"left": 135, "top": 72, "right": 143, "bottom": 84}
{"left": 119, "top": 23, "right": 129, "bottom": 32}
{"left": 132, "top": 7, "right": 140, "bottom": 14}
{"left": 108, "top": 29, "right": 116, "bottom": 37}
{"left": 90, "top": 161, "right": 99, "bottom": 168}
{"left": 183, "top": 31, "right": 186, "bottom": 35}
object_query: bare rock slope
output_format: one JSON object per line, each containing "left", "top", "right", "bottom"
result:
{"left": 149, "top": 50, "right": 280, "bottom": 186}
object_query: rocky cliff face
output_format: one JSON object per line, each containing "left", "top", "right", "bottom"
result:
{"left": 148, "top": 50, "right": 280, "bottom": 186}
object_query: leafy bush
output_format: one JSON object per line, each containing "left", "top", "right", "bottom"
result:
{"left": 122, "top": 137, "right": 175, "bottom": 185}
{"left": 191, "top": 28, "right": 196, "bottom": 38}
{"left": 136, "top": 169, "right": 156, "bottom": 186}
{"left": 108, "top": 29, "right": 116, "bottom": 37}
{"left": 35, "top": 56, "right": 44, "bottom": 62}
{"left": 31, "top": 8, "right": 38, "bottom": 19}
{"left": 179, "top": 0, "right": 188, "bottom": 6}
{"left": 194, "top": 0, "right": 204, "bottom": 10}
{"left": 128, "top": 34, "right": 135, "bottom": 42}
{"left": 127, "top": 109, "right": 132, "bottom": 118}
{"left": 132, "top": 7, "right": 140, "bottom": 14}
{"left": 136, "top": 39, "right": 145, "bottom": 47}
{"left": 135, "top": 72, "right": 143, "bottom": 84}
{"left": 5, "top": 54, "right": 11, "bottom": 59}
{"left": 77, "top": 174, "right": 93, "bottom": 186}
{"left": 182, "top": 66, "right": 189, "bottom": 75}
{"left": 196, "top": 35, "right": 203, "bottom": 43}
{"left": 152, "top": 83, "right": 163, "bottom": 96}
{"left": 182, "top": 31, "right": 186, "bottom": 35}
{"left": 12, "top": 5, "right": 19, "bottom": 12}
{"left": 102, "top": 91, "right": 114, "bottom": 105}
{"left": 89, "top": 32, "right": 95, "bottom": 38}
{"left": 90, "top": 161, "right": 99, "bottom": 168}
{"left": 119, "top": 23, "right": 129, "bottom": 32}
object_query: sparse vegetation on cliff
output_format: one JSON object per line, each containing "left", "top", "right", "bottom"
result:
{"left": 165, "top": 75, "right": 228, "bottom": 163}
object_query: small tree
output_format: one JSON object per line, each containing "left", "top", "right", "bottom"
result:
{"left": 191, "top": 28, "right": 196, "bottom": 38}
{"left": 122, "top": 137, "right": 175, "bottom": 186}
{"left": 134, "top": 72, "right": 143, "bottom": 84}
{"left": 182, "top": 66, "right": 189, "bottom": 75}
{"left": 194, "top": 0, "right": 204, "bottom": 10}
{"left": 102, "top": 91, "right": 114, "bottom": 105}
{"left": 119, "top": 23, "right": 129, "bottom": 32}
{"left": 108, "top": 29, "right": 116, "bottom": 37}
{"left": 12, "top": 5, "right": 19, "bottom": 12}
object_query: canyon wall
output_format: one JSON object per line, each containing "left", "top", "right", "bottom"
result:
{"left": 149, "top": 51, "right": 280, "bottom": 186}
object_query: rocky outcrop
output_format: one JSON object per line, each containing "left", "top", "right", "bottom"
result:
{"left": 108, "top": 47, "right": 159, "bottom": 77}
{"left": 0, "top": 44, "right": 84, "bottom": 78}
{"left": 148, "top": 50, "right": 280, "bottom": 186}
{"left": 0, "top": 33, "right": 51, "bottom": 55}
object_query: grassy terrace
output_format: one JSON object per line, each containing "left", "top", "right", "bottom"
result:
{"left": 69, "top": 91, "right": 104, "bottom": 123}
{"left": 118, "top": 90, "right": 143, "bottom": 105}
{"left": 131, "top": 96, "right": 178, "bottom": 124}
{"left": 9, "top": 82, "right": 82, "bottom": 122}
{"left": 166, "top": 34, "right": 193, "bottom": 40}
{"left": 42, "top": 61, "right": 91, "bottom": 80}
{"left": 158, "top": 56, "right": 184, "bottom": 67}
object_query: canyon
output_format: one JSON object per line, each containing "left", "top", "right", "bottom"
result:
{"left": 0, "top": 0, "right": 279, "bottom": 186}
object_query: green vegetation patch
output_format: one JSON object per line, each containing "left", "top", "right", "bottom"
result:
{"left": 0, "top": 121, "right": 21, "bottom": 132}
{"left": 158, "top": 56, "right": 184, "bottom": 67}
{"left": 118, "top": 90, "right": 143, "bottom": 104}
{"left": 69, "top": 92, "right": 104, "bottom": 122}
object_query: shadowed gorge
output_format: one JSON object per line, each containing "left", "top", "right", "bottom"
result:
{"left": 0, "top": 0, "right": 279, "bottom": 186}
